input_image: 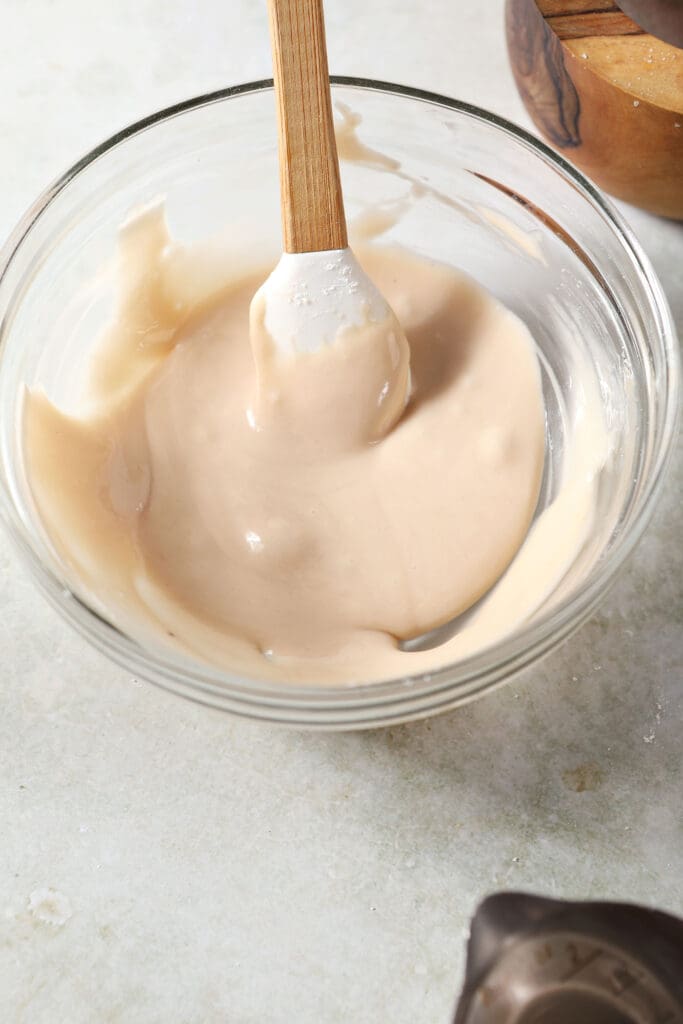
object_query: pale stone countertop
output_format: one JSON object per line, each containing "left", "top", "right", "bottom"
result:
{"left": 1, "top": 2, "right": 681, "bottom": 1022}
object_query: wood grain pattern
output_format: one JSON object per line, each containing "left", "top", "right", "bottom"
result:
{"left": 537, "top": 0, "right": 617, "bottom": 13}
{"left": 507, "top": 0, "right": 582, "bottom": 146}
{"left": 268, "top": 0, "right": 347, "bottom": 253}
{"left": 506, "top": 0, "right": 683, "bottom": 217}
{"left": 546, "top": 10, "right": 643, "bottom": 38}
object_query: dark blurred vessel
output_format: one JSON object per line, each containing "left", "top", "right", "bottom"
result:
{"left": 453, "top": 893, "right": 683, "bottom": 1022}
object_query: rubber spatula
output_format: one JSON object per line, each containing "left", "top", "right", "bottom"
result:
{"left": 254, "top": 0, "right": 410, "bottom": 429}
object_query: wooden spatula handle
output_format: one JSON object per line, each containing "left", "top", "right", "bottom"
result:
{"left": 268, "top": 0, "right": 348, "bottom": 254}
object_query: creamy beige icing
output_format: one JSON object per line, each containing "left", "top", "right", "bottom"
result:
{"left": 22, "top": 202, "right": 560, "bottom": 684}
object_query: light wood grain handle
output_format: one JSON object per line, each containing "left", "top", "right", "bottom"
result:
{"left": 268, "top": 0, "right": 348, "bottom": 253}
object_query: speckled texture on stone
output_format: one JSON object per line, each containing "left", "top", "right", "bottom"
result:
{"left": 1, "top": 2, "right": 681, "bottom": 1022}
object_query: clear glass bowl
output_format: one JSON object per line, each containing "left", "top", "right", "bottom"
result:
{"left": 0, "top": 79, "right": 678, "bottom": 728}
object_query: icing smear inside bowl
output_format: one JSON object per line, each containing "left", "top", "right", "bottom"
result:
{"left": 22, "top": 202, "right": 608, "bottom": 686}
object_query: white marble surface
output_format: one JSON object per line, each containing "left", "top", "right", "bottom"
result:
{"left": 1, "top": 2, "right": 681, "bottom": 1021}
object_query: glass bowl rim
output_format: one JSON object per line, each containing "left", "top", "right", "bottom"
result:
{"left": 0, "top": 77, "right": 679, "bottom": 723}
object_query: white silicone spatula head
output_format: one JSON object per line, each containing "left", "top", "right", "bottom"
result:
{"left": 254, "top": 0, "right": 410, "bottom": 431}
